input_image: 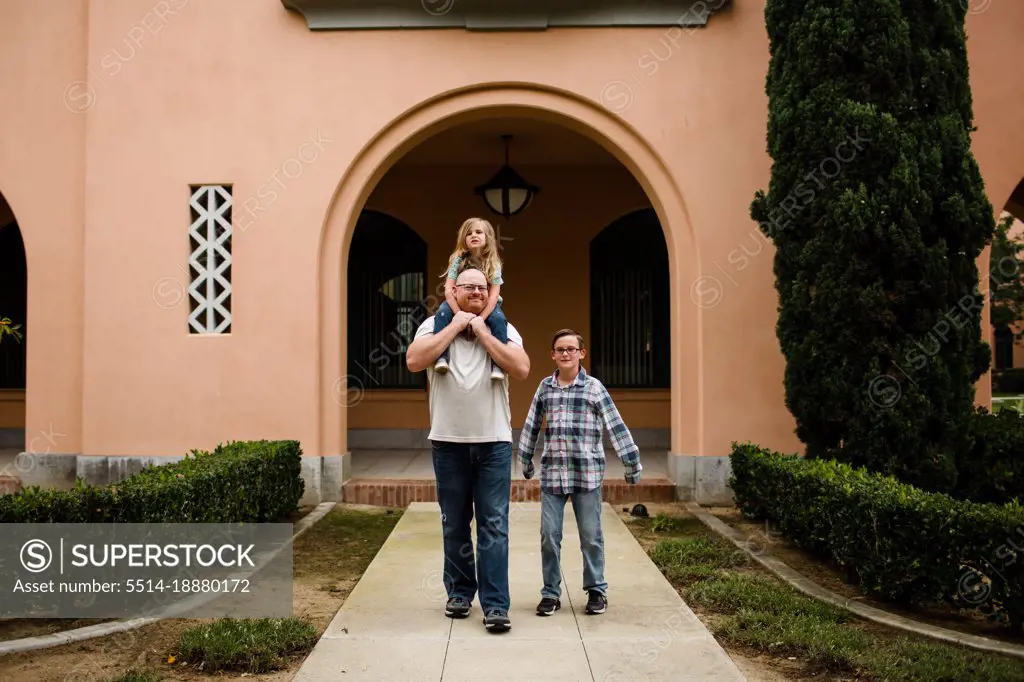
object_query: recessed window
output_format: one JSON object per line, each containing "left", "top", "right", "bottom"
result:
{"left": 590, "top": 208, "right": 670, "bottom": 388}
{"left": 348, "top": 211, "right": 427, "bottom": 389}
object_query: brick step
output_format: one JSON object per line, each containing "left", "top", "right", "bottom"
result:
{"left": 341, "top": 477, "right": 676, "bottom": 507}
{"left": 0, "top": 475, "right": 21, "bottom": 496}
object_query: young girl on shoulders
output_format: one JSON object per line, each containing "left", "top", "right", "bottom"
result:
{"left": 433, "top": 217, "right": 509, "bottom": 380}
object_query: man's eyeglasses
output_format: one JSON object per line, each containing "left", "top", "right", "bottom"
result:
{"left": 554, "top": 347, "right": 580, "bottom": 356}
{"left": 457, "top": 284, "right": 488, "bottom": 293}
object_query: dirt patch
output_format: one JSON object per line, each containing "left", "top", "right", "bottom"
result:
{"left": 703, "top": 505, "right": 1024, "bottom": 645}
{"left": 0, "top": 503, "right": 401, "bottom": 682}
{"left": 726, "top": 650, "right": 824, "bottom": 682}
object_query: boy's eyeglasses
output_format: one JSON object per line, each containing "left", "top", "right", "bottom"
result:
{"left": 554, "top": 348, "right": 580, "bottom": 355}
{"left": 457, "top": 284, "right": 488, "bottom": 292}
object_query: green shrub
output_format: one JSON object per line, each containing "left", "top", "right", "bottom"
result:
{"left": 0, "top": 440, "right": 304, "bottom": 523}
{"left": 729, "top": 442, "right": 1024, "bottom": 632}
{"left": 956, "top": 407, "right": 1024, "bottom": 506}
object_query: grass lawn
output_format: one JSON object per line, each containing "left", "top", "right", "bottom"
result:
{"left": 619, "top": 504, "right": 1024, "bottom": 682}
{"left": 703, "top": 506, "right": 1024, "bottom": 646}
{"left": 0, "top": 503, "right": 403, "bottom": 682}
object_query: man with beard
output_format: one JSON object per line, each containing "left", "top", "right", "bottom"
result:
{"left": 406, "top": 267, "right": 530, "bottom": 633}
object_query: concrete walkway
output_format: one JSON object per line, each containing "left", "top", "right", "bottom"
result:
{"left": 293, "top": 502, "right": 746, "bottom": 681}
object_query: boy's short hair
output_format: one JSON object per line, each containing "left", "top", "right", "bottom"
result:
{"left": 551, "top": 328, "right": 585, "bottom": 350}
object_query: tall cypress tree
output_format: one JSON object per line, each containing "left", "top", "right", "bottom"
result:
{"left": 750, "top": 0, "right": 995, "bottom": 492}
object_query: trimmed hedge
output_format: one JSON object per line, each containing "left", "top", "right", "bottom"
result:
{"left": 0, "top": 440, "right": 304, "bottom": 523}
{"left": 729, "top": 442, "right": 1024, "bottom": 632}
{"left": 956, "top": 407, "right": 1024, "bottom": 506}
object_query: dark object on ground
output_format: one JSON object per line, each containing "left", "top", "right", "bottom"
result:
{"left": 630, "top": 503, "right": 649, "bottom": 517}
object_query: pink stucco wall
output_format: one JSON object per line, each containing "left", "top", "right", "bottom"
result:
{"left": 0, "top": 0, "right": 1022, "bottom": 462}
{"left": 0, "top": 0, "right": 87, "bottom": 455}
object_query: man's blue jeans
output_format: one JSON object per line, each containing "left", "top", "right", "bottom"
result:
{"left": 433, "top": 300, "right": 508, "bottom": 362}
{"left": 540, "top": 487, "right": 607, "bottom": 599}
{"left": 432, "top": 440, "right": 512, "bottom": 612}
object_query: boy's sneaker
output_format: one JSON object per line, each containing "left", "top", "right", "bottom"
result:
{"left": 490, "top": 363, "right": 505, "bottom": 380}
{"left": 483, "top": 608, "right": 511, "bottom": 632}
{"left": 434, "top": 357, "right": 449, "bottom": 375}
{"left": 585, "top": 590, "right": 607, "bottom": 615}
{"left": 536, "top": 597, "right": 561, "bottom": 616}
{"left": 445, "top": 597, "right": 471, "bottom": 618}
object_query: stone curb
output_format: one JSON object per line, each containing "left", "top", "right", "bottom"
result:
{"left": 0, "top": 501, "right": 337, "bottom": 657}
{"left": 684, "top": 502, "right": 1024, "bottom": 661}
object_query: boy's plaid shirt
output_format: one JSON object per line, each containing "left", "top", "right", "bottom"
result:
{"left": 517, "top": 367, "right": 642, "bottom": 494}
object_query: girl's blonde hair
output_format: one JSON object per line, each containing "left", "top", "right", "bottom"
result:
{"left": 442, "top": 217, "right": 503, "bottom": 283}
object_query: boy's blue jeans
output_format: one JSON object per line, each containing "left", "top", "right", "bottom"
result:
{"left": 433, "top": 300, "right": 508, "bottom": 361}
{"left": 432, "top": 440, "right": 512, "bottom": 613}
{"left": 540, "top": 487, "right": 608, "bottom": 599}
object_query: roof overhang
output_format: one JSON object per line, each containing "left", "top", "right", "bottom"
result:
{"left": 281, "top": 0, "right": 731, "bottom": 31}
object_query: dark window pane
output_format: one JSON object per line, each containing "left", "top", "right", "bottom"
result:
{"left": 589, "top": 209, "right": 670, "bottom": 388}
{"left": 348, "top": 211, "right": 428, "bottom": 390}
{"left": 0, "top": 221, "right": 27, "bottom": 390}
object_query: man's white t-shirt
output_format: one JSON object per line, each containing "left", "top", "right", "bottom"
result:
{"left": 413, "top": 316, "right": 524, "bottom": 444}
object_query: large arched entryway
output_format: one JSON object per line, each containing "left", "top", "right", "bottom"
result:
{"left": 318, "top": 84, "right": 701, "bottom": 486}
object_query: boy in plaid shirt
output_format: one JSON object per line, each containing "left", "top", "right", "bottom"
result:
{"left": 518, "top": 329, "right": 642, "bottom": 616}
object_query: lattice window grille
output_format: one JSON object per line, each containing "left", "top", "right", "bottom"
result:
{"left": 188, "top": 185, "right": 232, "bottom": 334}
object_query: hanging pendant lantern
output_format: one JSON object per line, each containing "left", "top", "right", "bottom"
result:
{"left": 474, "top": 134, "right": 539, "bottom": 219}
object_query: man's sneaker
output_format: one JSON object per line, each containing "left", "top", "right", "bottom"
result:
{"left": 490, "top": 363, "right": 505, "bottom": 380}
{"left": 445, "top": 597, "right": 471, "bottom": 618}
{"left": 434, "top": 357, "right": 449, "bottom": 375}
{"left": 536, "top": 597, "right": 561, "bottom": 616}
{"left": 483, "top": 608, "right": 511, "bottom": 632}
{"left": 585, "top": 590, "right": 607, "bottom": 615}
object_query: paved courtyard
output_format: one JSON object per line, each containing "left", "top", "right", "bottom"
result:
{"left": 293, "top": 501, "right": 746, "bottom": 681}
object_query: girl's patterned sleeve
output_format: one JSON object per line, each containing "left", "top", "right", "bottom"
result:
{"left": 492, "top": 267, "right": 503, "bottom": 286}
{"left": 446, "top": 255, "right": 462, "bottom": 280}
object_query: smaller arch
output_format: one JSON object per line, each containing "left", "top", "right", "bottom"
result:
{"left": 589, "top": 208, "right": 670, "bottom": 388}
{"left": 0, "top": 194, "right": 27, "bottom": 391}
{"left": 989, "top": 180, "right": 1024, "bottom": 376}
{"left": 347, "top": 210, "right": 428, "bottom": 389}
